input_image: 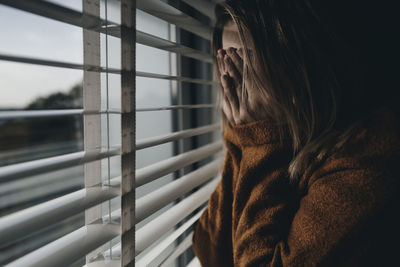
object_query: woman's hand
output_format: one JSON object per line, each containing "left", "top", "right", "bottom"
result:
{"left": 217, "top": 47, "right": 257, "bottom": 126}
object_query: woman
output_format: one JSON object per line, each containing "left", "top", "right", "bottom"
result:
{"left": 192, "top": 0, "right": 400, "bottom": 266}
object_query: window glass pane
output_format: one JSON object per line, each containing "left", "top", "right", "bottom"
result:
{"left": 101, "top": 34, "right": 121, "bottom": 69}
{"left": 0, "top": 63, "right": 83, "bottom": 109}
{"left": 100, "top": 0, "right": 121, "bottom": 24}
{"left": 136, "top": 44, "right": 170, "bottom": 75}
{"left": 45, "top": 0, "right": 82, "bottom": 12}
{"left": 137, "top": 9, "right": 169, "bottom": 39}
{"left": 0, "top": 5, "right": 83, "bottom": 64}
{"left": 0, "top": 63, "right": 83, "bottom": 165}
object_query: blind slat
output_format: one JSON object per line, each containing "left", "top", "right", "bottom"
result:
{"left": 136, "top": 104, "right": 216, "bottom": 112}
{"left": 6, "top": 224, "right": 120, "bottom": 267}
{"left": 0, "top": 106, "right": 216, "bottom": 120}
{"left": 0, "top": 180, "right": 120, "bottom": 246}
{"left": 0, "top": 53, "right": 121, "bottom": 73}
{"left": 181, "top": 0, "right": 216, "bottom": 22}
{"left": 135, "top": 176, "right": 220, "bottom": 255}
{"left": 136, "top": 158, "right": 222, "bottom": 223}
{"left": 0, "top": 109, "right": 84, "bottom": 119}
{"left": 136, "top": 71, "right": 215, "bottom": 85}
{"left": 83, "top": 260, "right": 121, "bottom": 267}
{"left": 159, "top": 231, "right": 194, "bottom": 267}
{"left": 0, "top": 109, "right": 121, "bottom": 120}
{"left": 83, "top": 259, "right": 121, "bottom": 267}
{"left": 0, "top": 0, "right": 102, "bottom": 29}
{"left": 137, "top": 0, "right": 212, "bottom": 40}
{"left": 0, "top": 148, "right": 120, "bottom": 183}
{"left": 187, "top": 257, "right": 202, "bottom": 267}
{"left": 137, "top": 31, "right": 212, "bottom": 63}
{"left": 136, "top": 123, "right": 220, "bottom": 150}
{"left": 136, "top": 141, "right": 223, "bottom": 187}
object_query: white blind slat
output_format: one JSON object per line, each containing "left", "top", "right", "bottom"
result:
{"left": 0, "top": 148, "right": 120, "bottom": 183}
{"left": 182, "top": 0, "right": 216, "bottom": 22}
{"left": 137, "top": 30, "right": 212, "bottom": 62}
{"left": 159, "top": 231, "right": 194, "bottom": 266}
{"left": 83, "top": 260, "right": 121, "bottom": 267}
{"left": 137, "top": 0, "right": 212, "bottom": 40}
{"left": 0, "top": 53, "right": 121, "bottom": 73}
{"left": 136, "top": 123, "right": 220, "bottom": 150}
{"left": 187, "top": 256, "right": 202, "bottom": 267}
{"left": 136, "top": 70, "right": 215, "bottom": 85}
{"left": 136, "top": 141, "right": 223, "bottom": 187}
{"left": 0, "top": 109, "right": 121, "bottom": 120}
{"left": 5, "top": 224, "right": 120, "bottom": 267}
{"left": 136, "top": 104, "right": 216, "bottom": 112}
{"left": 0, "top": 181, "right": 120, "bottom": 245}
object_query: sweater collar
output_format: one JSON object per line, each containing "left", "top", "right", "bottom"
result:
{"left": 223, "top": 119, "right": 290, "bottom": 147}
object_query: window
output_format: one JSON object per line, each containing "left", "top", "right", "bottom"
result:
{"left": 0, "top": 0, "right": 220, "bottom": 266}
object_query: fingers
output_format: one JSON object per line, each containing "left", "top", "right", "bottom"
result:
{"left": 217, "top": 49, "right": 226, "bottom": 74}
{"left": 226, "top": 47, "right": 243, "bottom": 76}
{"left": 217, "top": 47, "right": 247, "bottom": 126}
{"left": 224, "top": 55, "right": 242, "bottom": 88}
{"left": 221, "top": 73, "right": 239, "bottom": 114}
{"left": 224, "top": 55, "right": 242, "bottom": 107}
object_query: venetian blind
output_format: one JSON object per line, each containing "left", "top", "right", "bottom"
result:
{"left": 0, "top": 0, "right": 222, "bottom": 266}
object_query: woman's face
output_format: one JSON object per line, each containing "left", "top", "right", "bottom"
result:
{"left": 222, "top": 21, "right": 241, "bottom": 50}
{"left": 219, "top": 20, "right": 268, "bottom": 122}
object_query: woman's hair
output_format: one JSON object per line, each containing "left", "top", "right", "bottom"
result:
{"left": 213, "top": 0, "right": 399, "bottom": 184}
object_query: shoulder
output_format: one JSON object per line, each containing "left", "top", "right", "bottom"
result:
{"left": 332, "top": 106, "right": 400, "bottom": 161}
{"left": 300, "top": 106, "right": 400, "bottom": 200}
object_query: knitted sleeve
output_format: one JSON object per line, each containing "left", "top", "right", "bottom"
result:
{"left": 192, "top": 112, "right": 400, "bottom": 266}
{"left": 191, "top": 119, "right": 295, "bottom": 266}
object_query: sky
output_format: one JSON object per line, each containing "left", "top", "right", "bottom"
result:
{"left": 0, "top": 3, "right": 83, "bottom": 108}
{"left": 0, "top": 1, "right": 171, "bottom": 110}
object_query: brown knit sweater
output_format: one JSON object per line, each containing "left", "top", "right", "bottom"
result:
{"left": 192, "top": 106, "right": 400, "bottom": 266}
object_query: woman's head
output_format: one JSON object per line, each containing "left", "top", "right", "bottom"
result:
{"left": 213, "top": 0, "right": 399, "bottom": 182}
{"left": 221, "top": 21, "right": 241, "bottom": 50}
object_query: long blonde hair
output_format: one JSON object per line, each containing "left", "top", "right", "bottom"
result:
{"left": 213, "top": 0, "right": 399, "bottom": 184}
